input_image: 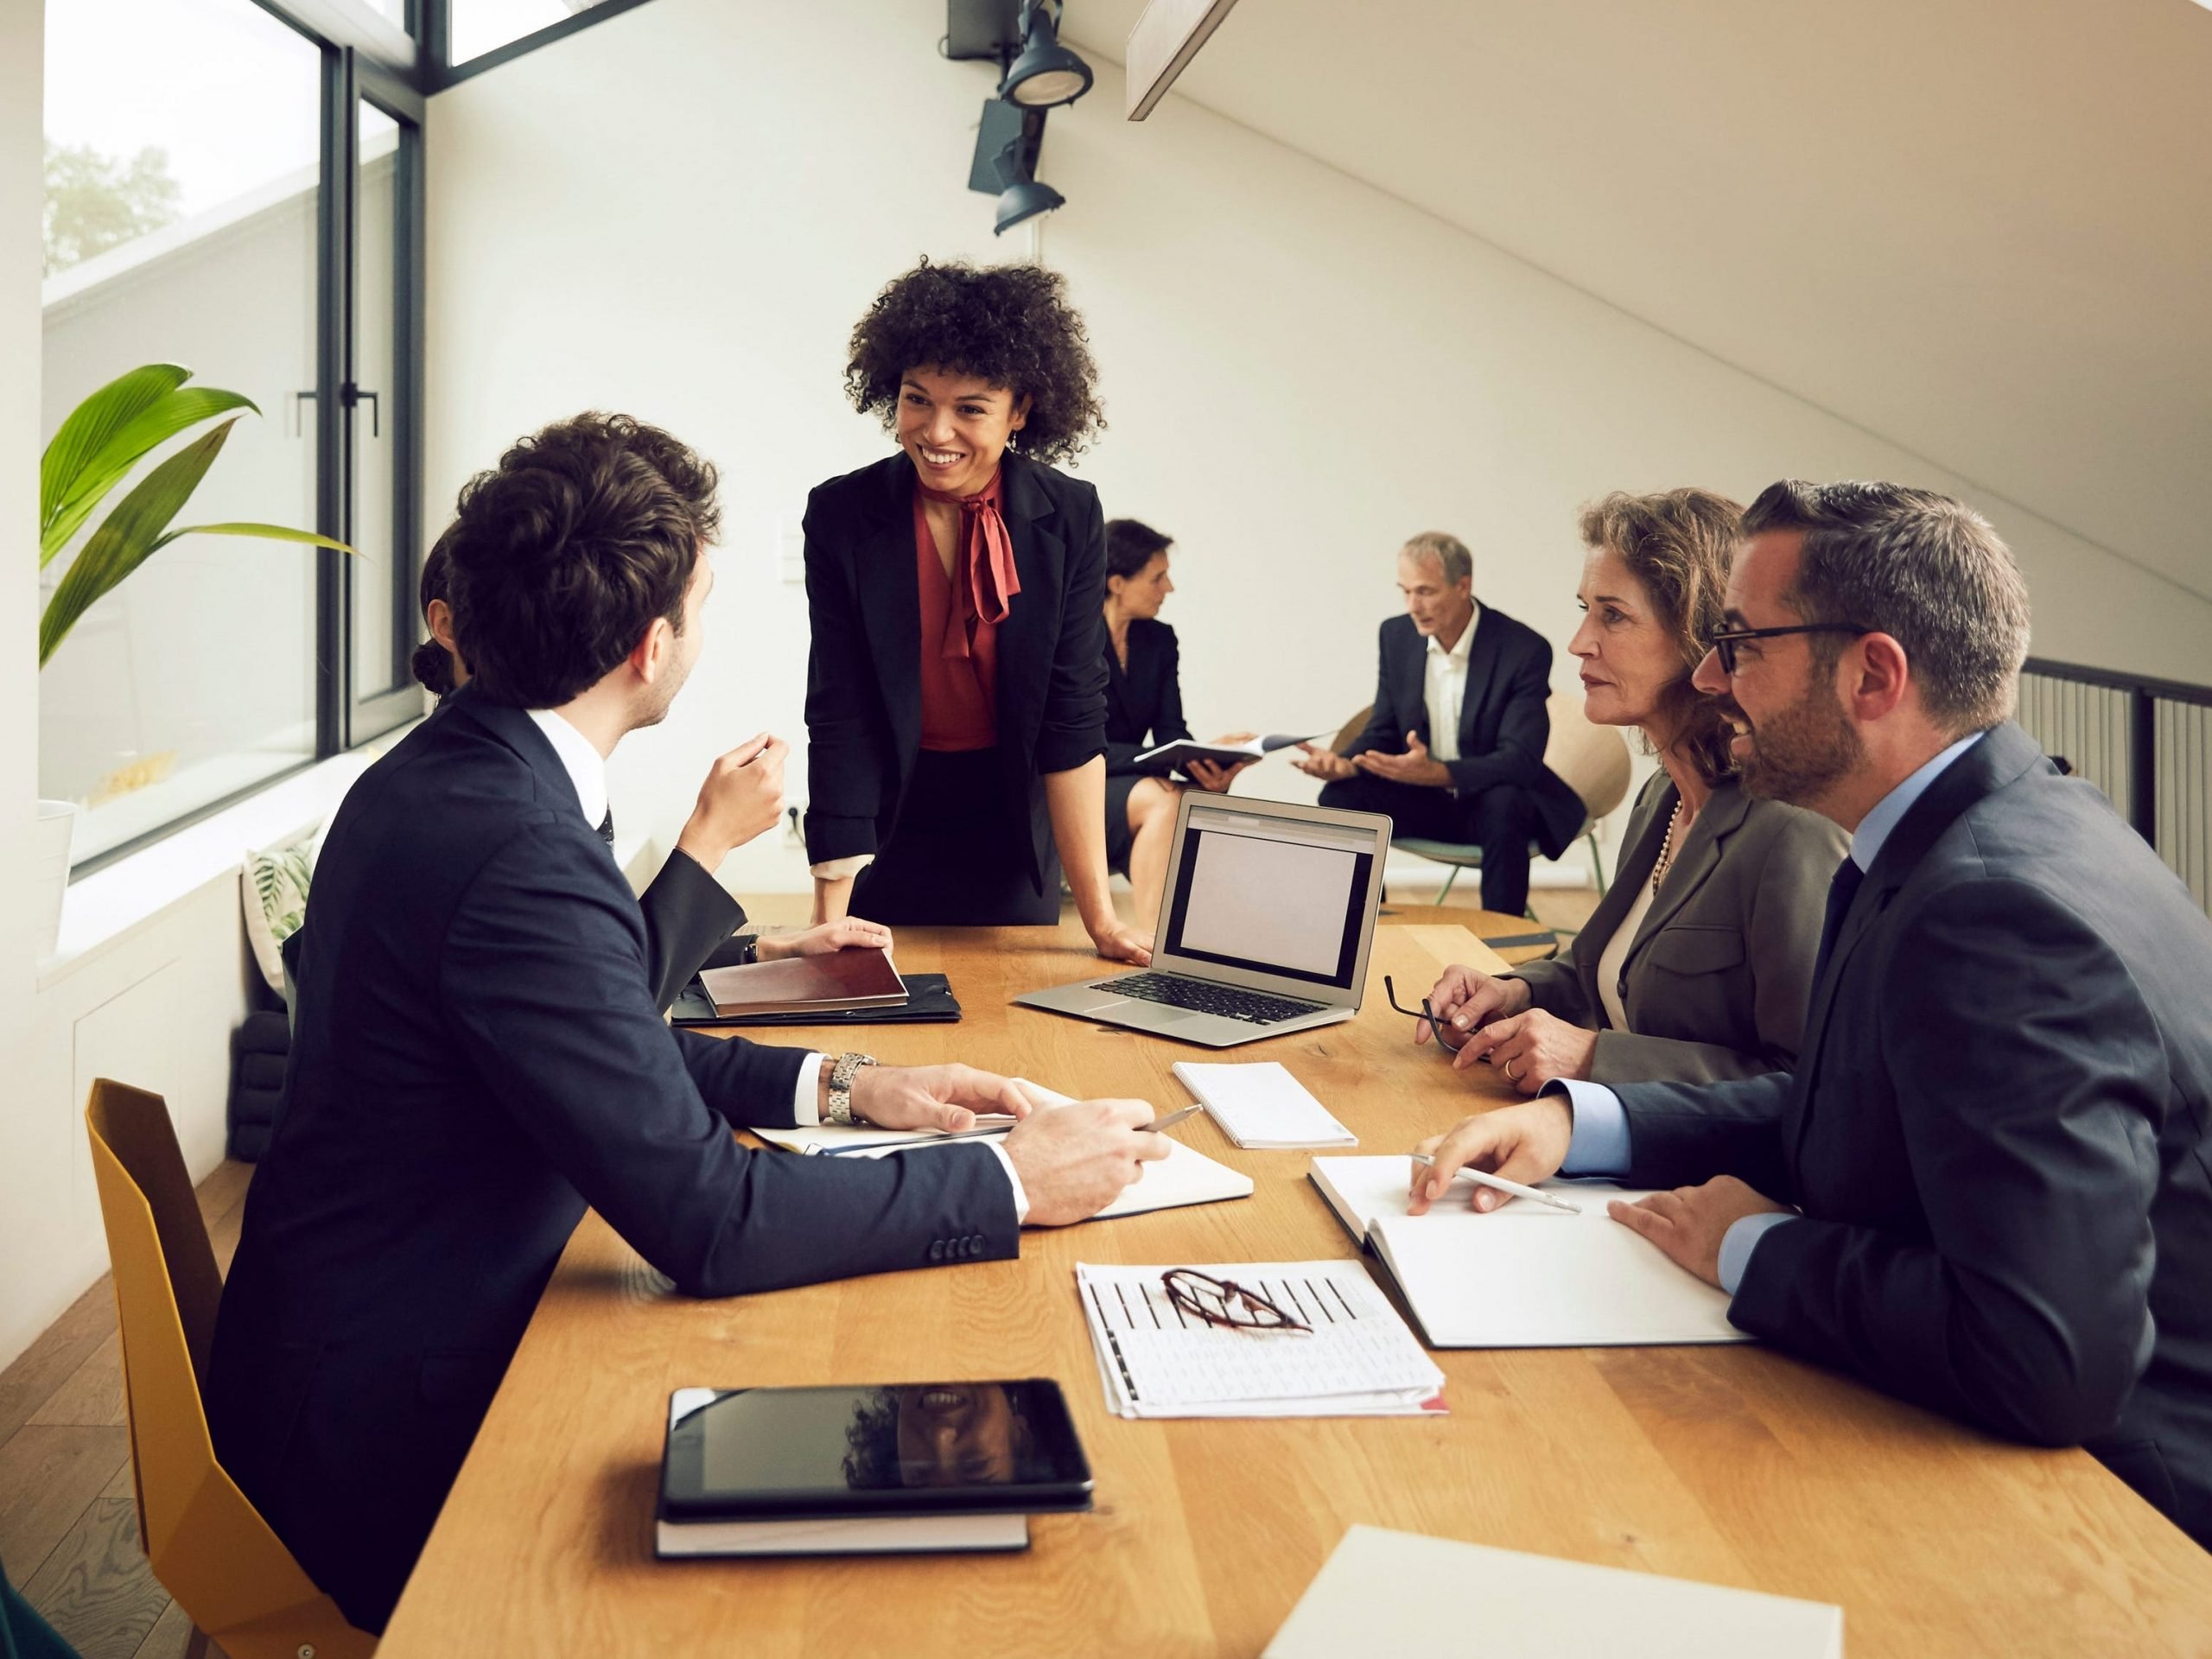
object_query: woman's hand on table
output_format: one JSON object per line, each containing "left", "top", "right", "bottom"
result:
{"left": 1454, "top": 1007, "right": 1599, "bottom": 1092}
{"left": 753, "top": 916, "right": 893, "bottom": 962}
{"left": 1090, "top": 919, "right": 1154, "bottom": 966}
{"left": 1417, "top": 964, "right": 1531, "bottom": 1047}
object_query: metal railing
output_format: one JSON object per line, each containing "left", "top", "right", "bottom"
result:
{"left": 2018, "top": 657, "right": 2212, "bottom": 912}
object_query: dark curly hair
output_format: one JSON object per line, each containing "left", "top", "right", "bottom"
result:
{"left": 442, "top": 412, "right": 719, "bottom": 709}
{"left": 843, "top": 257, "right": 1104, "bottom": 465}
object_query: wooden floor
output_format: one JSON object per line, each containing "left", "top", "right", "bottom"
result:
{"left": 0, "top": 883, "right": 1598, "bottom": 1655}
{"left": 0, "top": 1159, "right": 252, "bottom": 1659}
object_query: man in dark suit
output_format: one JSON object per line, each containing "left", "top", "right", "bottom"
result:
{"left": 1294, "top": 531, "right": 1585, "bottom": 914}
{"left": 207, "top": 414, "right": 1166, "bottom": 1632}
{"left": 415, "top": 539, "right": 888, "bottom": 1012}
{"left": 1414, "top": 480, "right": 2212, "bottom": 1550}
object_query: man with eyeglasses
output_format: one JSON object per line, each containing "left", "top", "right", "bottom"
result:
{"left": 1414, "top": 480, "right": 2212, "bottom": 1551}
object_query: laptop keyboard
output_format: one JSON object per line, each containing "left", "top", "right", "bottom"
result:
{"left": 1093, "top": 973, "right": 1327, "bottom": 1027}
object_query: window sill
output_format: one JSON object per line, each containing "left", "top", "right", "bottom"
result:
{"left": 38, "top": 723, "right": 418, "bottom": 991}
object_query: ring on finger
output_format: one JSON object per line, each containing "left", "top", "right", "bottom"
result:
{"left": 1503, "top": 1058, "right": 1522, "bottom": 1081}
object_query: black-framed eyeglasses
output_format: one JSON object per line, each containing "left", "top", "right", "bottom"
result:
{"left": 1160, "top": 1268, "right": 1312, "bottom": 1334}
{"left": 1707, "top": 623, "right": 1874, "bottom": 675}
{"left": 1382, "top": 975, "right": 1467, "bottom": 1052}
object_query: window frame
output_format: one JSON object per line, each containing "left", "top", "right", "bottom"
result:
{"left": 59, "top": 0, "right": 657, "bottom": 875}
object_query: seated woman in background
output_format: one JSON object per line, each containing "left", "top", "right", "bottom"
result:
{"left": 1417, "top": 487, "right": 1847, "bottom": 1090}
{"left": 1101, "top": 518, "right": 1255, "bottom": 924}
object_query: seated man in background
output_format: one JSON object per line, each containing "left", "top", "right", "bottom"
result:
{"left": 1414, "top": 480, "right": 2212, "bottom": 1550}
{"left": 1294, "top": 531, "right": 1584, "bottom": 915}
{"left": 415, "top": 541, "right": 886, "bottom": 1011}
{"left": 208, "top": 413, "right": 1166, "bottom": 1632}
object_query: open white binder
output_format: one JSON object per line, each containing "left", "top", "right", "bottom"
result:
{"left": 1309, "top": 1155, "right": 1751, "bottom": 1348}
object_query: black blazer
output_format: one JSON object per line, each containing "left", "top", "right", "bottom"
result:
{"left": 1610, "top": 722, "right": 2212, "bottom": 1548}
{"left": 1104, "top": 617, "right": 1192, "bottom": 776}
{"left": 207, "top": 688, "right": 1019, "bottom": 1631}
{"left": 802, "top": 450, "right": 1109, "bottom": 890}
{"left": 1346, "top": 608, "right": 1586, "bottom": 856}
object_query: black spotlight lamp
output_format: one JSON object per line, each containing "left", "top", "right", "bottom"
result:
{"left": 999, "top": 0, "right": 1092, "bottom": 109}
{"left": 992, "top": 137, "right": 1065, "bottom": 235}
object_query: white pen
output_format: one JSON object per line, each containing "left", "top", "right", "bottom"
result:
{"left": 1409, "top": 1154, "right": 1583, "bottom": 1214}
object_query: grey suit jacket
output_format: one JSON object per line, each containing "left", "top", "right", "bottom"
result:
{"left": 1508, "top": 772, "right": 1847, "bottom": 1084}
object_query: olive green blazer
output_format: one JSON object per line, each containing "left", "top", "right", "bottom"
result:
{"left": 1509, "top": 772, "right": 1848, "bottom": 1084}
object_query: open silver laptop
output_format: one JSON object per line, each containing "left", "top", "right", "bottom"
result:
{"left": 1016, "top": 792, "right": 1392, "bottom": 1048}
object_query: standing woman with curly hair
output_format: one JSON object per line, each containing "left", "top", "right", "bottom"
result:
{"left": 801, "top": 258, "right": 1149, "bottom": 963}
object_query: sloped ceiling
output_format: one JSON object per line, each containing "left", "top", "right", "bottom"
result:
{"left": 1066, "top": 0, "right": 2212, "bottom": 602}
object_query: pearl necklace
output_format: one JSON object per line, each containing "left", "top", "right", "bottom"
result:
{"left": 1649, "top": 801, "right": 1684, "bottom": 895}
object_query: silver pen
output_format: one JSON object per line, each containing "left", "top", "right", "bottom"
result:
{"left": 1409, "top": 1153, "right": 1583, "bottom": 1214}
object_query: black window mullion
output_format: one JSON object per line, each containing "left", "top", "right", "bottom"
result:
{"left": 314, "top": 44, "right": 355, "bottom": 757}
{"left": 388, "top": 113, "right": 426, "bottom": 699}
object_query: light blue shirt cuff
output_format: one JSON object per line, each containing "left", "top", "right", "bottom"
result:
{"left": 1718, "top": 1212, "right": 1797, "bottom": 1294}
{"left": 1548, "top": 1078, "right": 1630, "bottom": 1177}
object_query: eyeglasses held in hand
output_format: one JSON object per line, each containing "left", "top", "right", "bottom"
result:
{"left": 1382, "top": 975, "right": 1467, "bottom": 1053}
{"left": 1160, "top": 1268, "right": 1312, "bottom": 1334}
{"left": 1707, "top": 623, "right": 1873, "bottom": 676}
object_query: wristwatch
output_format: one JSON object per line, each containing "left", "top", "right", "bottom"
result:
{"left": 824, "top": 1051, "right": 877, "bottom": 1126}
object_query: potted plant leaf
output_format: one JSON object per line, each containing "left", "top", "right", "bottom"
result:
{"left": 35, "top": 362, "right": 349, "bottom": 956}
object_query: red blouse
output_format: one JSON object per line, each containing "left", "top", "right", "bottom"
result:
{"left": 913, "top": 482, "right": 1005, "bottom": 751}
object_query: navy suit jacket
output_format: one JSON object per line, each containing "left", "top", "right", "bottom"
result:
{"left": 207, "top": 689, "right": 1019, "bottom": 1630}
{"left": 1611, "top": 722, "right": 2212, "bottom": 1547}
{"left": 1347, "top": 608, "right": 1586, "bottom": 857}
{"left": 636, "top": 845, "right": 743, "bottom": 1012}
{"left": 801, "top": 449, "right": 1109, "bottom": 891}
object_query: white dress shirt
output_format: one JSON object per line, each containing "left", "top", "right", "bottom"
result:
{"left": 524, "top": 709, "right": 1026, "bottom": 1217}
{"left": 1423, "top": 603, "right": 1480, "bottom": 767}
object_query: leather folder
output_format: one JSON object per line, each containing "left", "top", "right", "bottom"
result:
{"left": 671, "top": 973, "right": 961, "bottom": 1027}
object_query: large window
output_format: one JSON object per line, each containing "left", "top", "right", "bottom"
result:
{"left": 41, "top": 0, "right": 426, "bottom": 870}
{"left": 40, "top": 0, "right": 655, "bottom": 870}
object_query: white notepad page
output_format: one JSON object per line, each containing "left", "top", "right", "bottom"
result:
{"left": 1171, "top": 1061, "right": 1356, "bottom": 1148}
{"left": 1309, "top": 1156, "right": 1750, "bottom": 1348}
{"left": 1264, "top": 1526, "right": 1843, "bottom": 1658}
{"left": 1075, "top": 1261, "right": 1444, "bottom": 1419}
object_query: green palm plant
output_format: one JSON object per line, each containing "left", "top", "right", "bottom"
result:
{"left": 38, "top": 362, "right": 350, "bottom": 667}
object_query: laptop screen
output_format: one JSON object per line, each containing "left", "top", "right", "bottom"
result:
{"left": 1159, "top": 804, "right": 1378, "bottom": 989}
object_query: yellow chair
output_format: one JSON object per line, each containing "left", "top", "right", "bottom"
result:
{"left": 85, "top": 1078, "right": 377, "bottom": 1659}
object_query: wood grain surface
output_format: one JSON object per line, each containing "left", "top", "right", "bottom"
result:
{"left": 378, "top": 920, "right": 2212, "bottom": 1657}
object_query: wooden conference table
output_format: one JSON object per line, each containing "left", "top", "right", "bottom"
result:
{"left": 379, "top": 918, "right": 2212, "bottom": 1656}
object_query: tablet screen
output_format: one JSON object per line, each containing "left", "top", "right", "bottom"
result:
{"left": 663, "top": 1380, "right": 1092, "bottom": 1518}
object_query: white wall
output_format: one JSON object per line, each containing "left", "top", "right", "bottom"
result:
{"left": 423, "top": 0, "right": 2212, "bottom": 898}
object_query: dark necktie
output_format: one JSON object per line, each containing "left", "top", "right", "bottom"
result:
{"left": 1811, "top": 856, "right": 1865, "bottom": 988}
{"left": 596, "top": 809, "right": 615, "bottom": 845}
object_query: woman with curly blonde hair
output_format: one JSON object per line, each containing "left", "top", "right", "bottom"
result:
{"left": 800, "top": 258, "right": 1148, "bottom": 962}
